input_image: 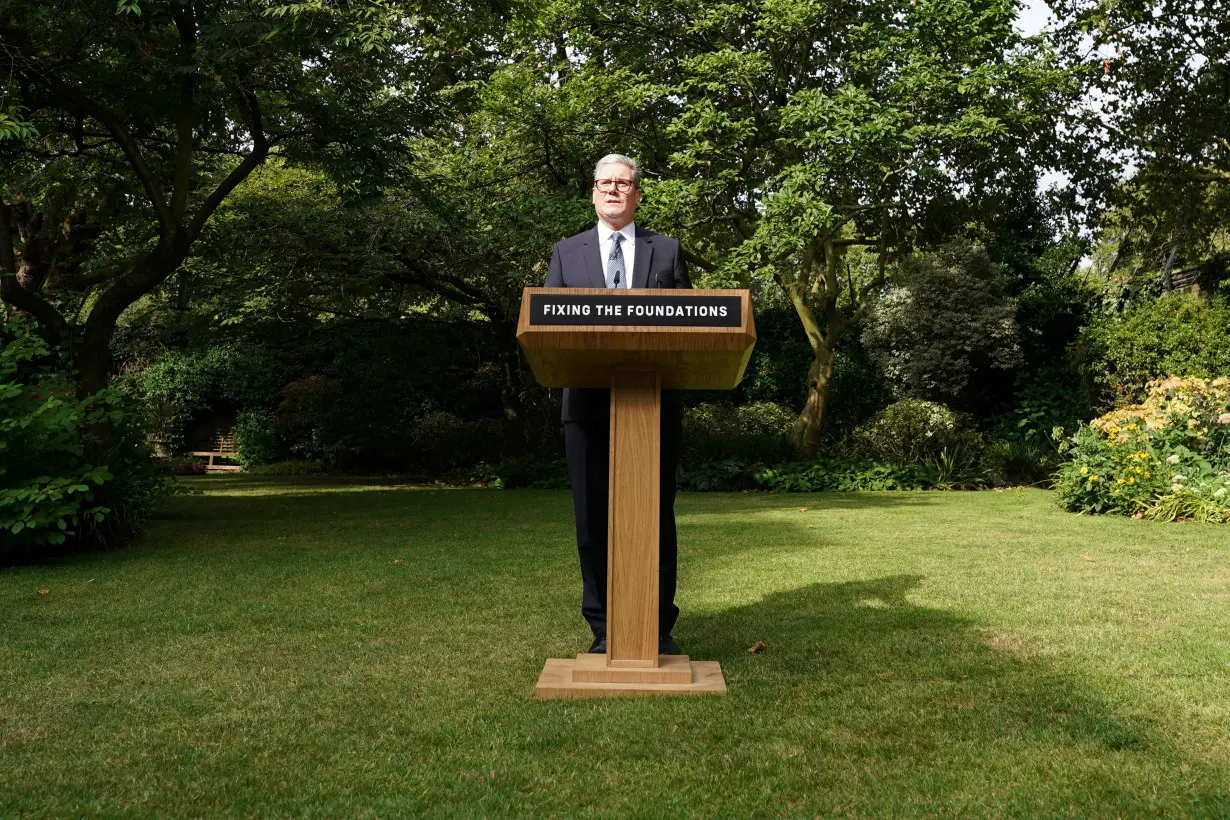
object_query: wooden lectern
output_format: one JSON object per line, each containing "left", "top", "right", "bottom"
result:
{"left": 517, "top": 287, "right": 756, "bottom": 698}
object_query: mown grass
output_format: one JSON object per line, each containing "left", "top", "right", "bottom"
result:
{"left": 2, "top": 478, "right": 1227, "bottom": 817}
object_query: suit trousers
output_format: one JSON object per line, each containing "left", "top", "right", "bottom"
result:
{"left": 564, "top": 411, "right": 682, "bottom": 639}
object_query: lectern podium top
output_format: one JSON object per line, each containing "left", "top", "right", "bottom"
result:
{"left": 516, "top": 288, "right": 756, "bottom": 391}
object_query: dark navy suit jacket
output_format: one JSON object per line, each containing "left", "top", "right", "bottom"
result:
{"left": 545, "top": 226, "right": 692, "bottom": 422}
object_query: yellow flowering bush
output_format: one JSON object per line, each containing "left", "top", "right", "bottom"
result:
{"left": 1055, "top": 377, "right": 1230, "bottom": 522}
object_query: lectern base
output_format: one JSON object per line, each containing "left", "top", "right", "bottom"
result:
{"left": 533, "top": 655, "right": 727, "bottom": 699}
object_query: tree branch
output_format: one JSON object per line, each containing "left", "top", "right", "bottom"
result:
{"left": 0, "top": 200, "right": 72, "bottom": 339}
{"left": 186, "top": 82, "right": 269, "bottom": 241}
{"left": 31, "top": 70, "right": 178, "bottom": 236}
{"left": 681, "top": 246, "right": 715, "bottom": 272}
{"left": 170, "top": 3, "right": 200, "bottom": 221}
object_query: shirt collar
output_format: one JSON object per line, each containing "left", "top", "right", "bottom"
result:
{"left": 598, "top": 222, "right": 635, "bottom": 244}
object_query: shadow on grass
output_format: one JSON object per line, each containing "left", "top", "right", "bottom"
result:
{"left": 686, "top": 574, "right": 1149, "bottom": 753}
{"left": 503, "top": 576, "right": 1226, "bottom": 813}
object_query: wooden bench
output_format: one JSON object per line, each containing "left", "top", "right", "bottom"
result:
{"left": 187, "top": 430, "right": 242, "bottom": 472}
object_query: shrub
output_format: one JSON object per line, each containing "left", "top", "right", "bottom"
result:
{"left": 462, "top": 458, "right": 568, "bottom": 489}
{"left": 86, "top": 408, "right": 173, "bottom": 544}
{"left": 1054, "top": 377, "right": 1230, "bottom": 521}
{"left": 862, "top": 240, "right": 1021, "bottom": 410}
{"left": 1, "top": 317, "right": 170, "bottom": 559}
{"left": 409, "top": 412, "right": 502, "bottom": 471}
{"left": 235, "top": 410, "right": 282, "bottom": 468}
{"left": 678, "top": 459, "right": 761, "bottom": 492}
{"left": 1074, "top": 293, "right": 1230, "bottom": 409}
{"left": 165, "top": 456, "right": 208, "bottom": 475}
{"left": 128, "top": 345, "right": 235, "bottom": 453}
{"left": 683, "top": 401, "right": 795, "bottom": 463}
{"left": 246, "top": 459, "right": 325, "bottom": 476}
{"left": 754, "top": 459, "right": 930, "bottom": 492}
{"left": 853, "top": 399, "right": 982, "bottom": 466}
{"left": 981, "top": 438, "right": 1057, "bottom": 487}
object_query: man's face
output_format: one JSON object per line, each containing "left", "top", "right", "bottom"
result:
{"left": 592, "top": 162, "right": 641, "bottom": 229}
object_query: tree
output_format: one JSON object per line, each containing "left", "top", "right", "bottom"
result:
{"left": 861, "top": 240, "right": 1021, "bottom": 412}
{"left": 0, "top": 0, "right": 505, "bottom": 399}
{"left": 1051, "top": 0, "right": 1230, "bottom": 294}
{"left": 508, "top": 0, "right": 1085, "bottom": 456}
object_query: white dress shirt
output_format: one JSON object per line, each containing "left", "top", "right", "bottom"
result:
{"left": 597, "top": 222, "right": 636, "bottom": 288}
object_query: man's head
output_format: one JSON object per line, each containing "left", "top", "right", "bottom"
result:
{"left": 592, "top": 154, "right": 642, "bottom": 230}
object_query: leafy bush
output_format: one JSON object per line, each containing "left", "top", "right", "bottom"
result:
{"left": 683, "top": 401, "right": 795, "bottom": 463}
{"left": 981, "top": 438, "right": 1057, "bottom": 487}
{"left": 462, "top": 458, "right": 568, "bottom": 489}
{"left": 165, "top": 457, "right": 207, "bottom": 475}
{"left": 853, "top": 399, "right": 982, "bottom": 466}
{"left": 409, "top": 412, "right": 503, "bottom": 472}
{"left": 128, "top": 345, "right": 236, "bottom": 453}
{"left": 678, "top": 459, "right": 761, "bottom": 492}
{"left": 87, "top": 410, "right": 173, "bottom": 544}
{"left": 1054, "top": 377, "right": 1230, "bottom": 522}
{"left": 1, "top": 317, "right": 169, "bottom": 559}
{"left": 246, "top": 459, "right": 325, "bottom": 476}
{"left": 235, "top": 410, "right": 282, "bottom": 468}
{"left": 862, "top": 240, "right": 1021, "bottom": 409}
{"left": 754, "top": 459, "right": 930, "bottom": 492}
{"left": 1074, "top": 293, "right": 1230, "bottom": 409}
{"left": 918, "top": 443, "right": 988, "bottom": 490}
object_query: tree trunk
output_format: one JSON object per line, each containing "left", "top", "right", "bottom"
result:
{"left": 1161, "top": 210, "right": 1192, "bottom": 292}
{"left": 792, "top": 340, "right": 837, "bottom": 459}
{"left": 492, "top": 319, "right": 529, "bottom": 455}
{"left": 72, "top": 332, "right": 112, "bottom": 399}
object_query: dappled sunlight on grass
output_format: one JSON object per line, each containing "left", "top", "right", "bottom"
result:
{"left": 2, "top": 480, "right": 1227, "bottom": 815}
{"left": 181, "top": 475, "right": 460, "bottom": 498}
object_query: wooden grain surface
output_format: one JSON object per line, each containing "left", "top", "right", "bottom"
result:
{"left": 516, "top": 288, "right": 756, "bottom": 390}
{"left": 571, "top": 653, "right": 692, "bottom": 684}
{"left": 533, "top": 659, "right": 726, "bottom": 699}
{"left": 606, "top": 368, "right": 661, "bottom": 666}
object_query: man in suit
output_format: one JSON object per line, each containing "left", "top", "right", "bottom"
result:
{"left": 545, "top": 153, "right": 692, "bottom": 656}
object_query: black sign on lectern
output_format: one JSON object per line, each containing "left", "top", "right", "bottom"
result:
{"left": 528, "top": 293, "right": 742, "bottom": 328}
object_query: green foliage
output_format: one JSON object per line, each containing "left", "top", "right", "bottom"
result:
{"left": 1051, "top": 0, "right": 1229, "bottom": 278}
{"left": 981, "top": 438, "right": 1058, "bottom": 488}
{"left": 164, "top": 457, "right": 207, "bottom": 476}
{"left": 862, "top": 241, "right": 1021, "bottom": 410}
{"left": 919, "top": 443, "right": 988, "bottom": 491}
{"left": 683, "top": 401, "right": 795, "bottom": 463}
{"left": 0, "top": 104, "right": 38, "bottom": 140}
{"left": 1, "top": 319, "right": 112, "bottom": 553}
{"left": 682, "top": 456, "right": 981, "bottom": 493}
{"left": 409, "top": 412, "right": 503, "bottom": 473}
{"left": 130, "top": 346, "right": 235, "bottom": 453}
{"left": 461, "top": 459, "right": 569, "bottom": 490}
{"left": 998, "top": 368, "right": 1092, "bottom": 444}
{"left": 0, "top": 317, "right": 168, "bottom": 558}
{"left": 853, "top": 399, "right": 982, "bottom": 467}
{"left": 981, "top": 368, "right": 1092, "bottom": 487}
{"left": 1074, "top": 294, "right": 1230, "bottom": 409}
{"left": 754, "top": 460, "right": 930, "bottom": 493}
{"left": 234, "top": 411, "right": 282, "bottom": 469}
{"left": 1054, "top": 377, "right": 1230, "bottom": 521}
{"left": 677, "top": 460, "right": 762, "bottom": 492}
{"left": 246, "top": 460, "right": 325, "bottom": 477}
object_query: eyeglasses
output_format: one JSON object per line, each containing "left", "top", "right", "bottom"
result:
{"left": 594, "top": 178, "right": 637, "bottom": 193}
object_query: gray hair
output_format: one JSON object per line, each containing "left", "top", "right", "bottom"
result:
{"left": 593, "top": 154, "right": 642, "bottom": 187}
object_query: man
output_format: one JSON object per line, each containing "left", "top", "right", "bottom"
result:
{"left": 545, "top": 153, "right": 692, "bottom": 656}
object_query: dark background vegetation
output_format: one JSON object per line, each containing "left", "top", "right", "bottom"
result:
{"left": 2, "top": 0, "right": 1229, "bottom": 556}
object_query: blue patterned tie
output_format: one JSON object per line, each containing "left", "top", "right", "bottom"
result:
{"left": 606, "top": 232, "right": 624, "bottom": 289}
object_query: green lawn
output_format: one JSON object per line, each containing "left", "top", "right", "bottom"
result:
{"left": 2, "top": 478, "right": 1227, "bottom": 817}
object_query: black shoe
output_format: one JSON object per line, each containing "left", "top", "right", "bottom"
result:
{"left": 659, "top": 634, "right": 682, "bottom": 655}
{"left": 588, "top": 635, "right": 607, "bottom": 654}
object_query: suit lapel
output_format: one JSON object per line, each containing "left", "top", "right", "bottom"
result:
{"left": 632, "top": 227, "right": 653, "bottom": 289}
{"left": 580, "top": 227, "right": 605, "bottom": 288}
